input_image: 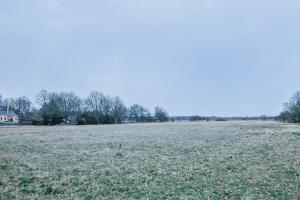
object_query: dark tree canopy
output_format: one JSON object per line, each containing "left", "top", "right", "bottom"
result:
{"left": 278, "top": 91, "right": 300, "bottom": 123}
{"left": 40, "top": 99, "right": 63, "bottom": 125}
{"left": 189, "top": 116, "right": 208, "bottom": 121}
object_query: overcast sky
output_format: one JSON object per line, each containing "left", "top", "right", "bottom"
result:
{"left": 1, "top": 0, "right": 300, "bottom": 116}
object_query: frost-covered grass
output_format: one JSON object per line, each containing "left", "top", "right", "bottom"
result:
{"left": 0, "top": 121, "right": 299, "bottom": 199}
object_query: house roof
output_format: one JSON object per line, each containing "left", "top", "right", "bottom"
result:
{"left": 0, "top": 111, "right": 18, "bottom": 117}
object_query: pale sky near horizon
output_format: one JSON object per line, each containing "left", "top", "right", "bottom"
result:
{"left": 1, "top": 0, "right": 300, "bottom": 116}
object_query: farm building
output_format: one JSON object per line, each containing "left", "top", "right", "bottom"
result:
{"left": 0, "top": 111, "right": 18, "bottom": 124}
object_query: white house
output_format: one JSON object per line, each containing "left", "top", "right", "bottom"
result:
{"left": 0, "top": 111, "right": 18, "bottom": 124}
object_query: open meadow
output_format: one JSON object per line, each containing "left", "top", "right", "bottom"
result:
{"left": 0, "top": 121, "right": 299, "bottom": 199}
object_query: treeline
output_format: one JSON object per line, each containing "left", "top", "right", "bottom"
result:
{"left": 189, "top": 116, "right": 210, "bottom": 121}
{"left": 0, "top": 90, "right": 169, "bottom": 125}
{"left": 188, "top": 115, "right": 274, "bottom": 122}
{"left": 278, "top": 91, "right": 300, "bottom": 123}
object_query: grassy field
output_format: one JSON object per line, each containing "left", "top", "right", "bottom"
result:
{"left": 0, "top": 121, "right": 299, "bottom": 199}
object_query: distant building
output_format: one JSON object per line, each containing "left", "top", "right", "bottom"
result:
{"left": 0, "top": 111, "right": 19, "bottom": 124}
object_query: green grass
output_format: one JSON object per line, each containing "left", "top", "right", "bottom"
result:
{"left": 0, "top": 164, "right": 8, "bottom": 171}
{"left": 0, "top": 121, "right": 299, "bottom": 199}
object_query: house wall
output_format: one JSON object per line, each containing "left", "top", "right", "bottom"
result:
{"left": 0, "top": 115, "right": 7, "bottom": 122}
{"left": 0, "top": 115, "right": 18, "bottom": 123}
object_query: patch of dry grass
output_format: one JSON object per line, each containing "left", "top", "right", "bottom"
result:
{"left": 0, "top": 121, "right": 299, "bottom": 199}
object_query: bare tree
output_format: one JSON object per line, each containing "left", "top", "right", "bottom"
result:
{"left": 84, "top": 91, "right": 106, "bottom": 114}
{"left": 154, "top": 106, "right": 169, "bottom": 122}
{"left": 102, "top": 95, "right": 113, "bottom": 116}
{"left": 2, "top": 97, "right": 14, "bottom": 111}
{"left": 56, "top": 92, "right": 82, "bottom": 118}
{"left": 112, "top": 96, "right": 127, "bottom": 123}
{"left": 0, "top": 95, "right": 8, "bottom": 111}
{"left": 36, "top": 90, "right": 50, "bottom": 106}
{"left": 81, "top": 92, "right": 128, "bottom": 124}
{"left": 84, "top": 91, "right": 109, "bottom": 123}
{"left": 0, "top": 94, "right": 3, "bottom": 110}
{"left": 129, "top": 104, "right": 152, "bottom": 122}
{"left": 13, "top": 96, "right": 32, "bottom": 121}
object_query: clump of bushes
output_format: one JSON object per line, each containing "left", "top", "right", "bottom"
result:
{"left": 189, "top": 116, "right": 209, "bottom": 121}
{"left": 278, "top": 91, "right": 300, "bottom": 123}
